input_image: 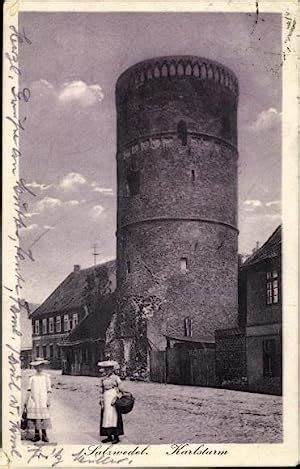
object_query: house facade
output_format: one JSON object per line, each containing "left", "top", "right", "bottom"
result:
{"left": 30, "top": 261, "right": 115, "bottom": 369}
{"left": 242, "top": 225, "right": 282, "bottom": 395}
{"left": 60, "top": 292, "right": 115, "bottom": 376}
{"left": 215, "top": 225, "right": 282, "bottom": 395}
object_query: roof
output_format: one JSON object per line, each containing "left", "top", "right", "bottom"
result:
{"left": 242, "top": 225, "right": 281, "bottom": 268}
{"left": 30, "top": 260, "right": 116, "bottom": 319}
{"left": 60, "top": 292, "right": 116, "bottom": 346}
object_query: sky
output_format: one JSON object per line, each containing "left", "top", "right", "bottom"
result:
{"left": 18, "top": 12, "right": 282, "bottom": 304}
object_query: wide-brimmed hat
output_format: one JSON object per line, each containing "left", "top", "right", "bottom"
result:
{"left": 30, "top": 358, "right": 49, "bottom": 367}
{"left": 97, "top": 360, "right": 119, "bottom": 369}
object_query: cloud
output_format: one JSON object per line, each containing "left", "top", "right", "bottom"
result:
{"left": 27, "top": 181, "right": 53, "bottom": 191}
{"left": 242, "top": 198, "right": 281, "bottom": 218}
{"left": 91, "top": 205, "right": 104, "bottom": 219}
{"left": 243, "top": 200, "right": 262, "bottom": 211}
{"left": 60, "top": 172, "right": 86, "bottom": 190}
{"left": 58, "top": 81, "right": 104, "bottom": 107}
{"left": 26, "top": 212, "right": 40, "bottom": 218}
{"left": 265, "top": 200, "right": 281, "bottom": 207}
{"left": 36, "top": 197, "right": 63, "bottom": 211}
{"left": 44, "top": 225, "right": 55, "bottom": 230}
{"left": 65, "top": 200, "right": 80, "bottom": 206}
{"left": 92, "top": 187, "right": 114, "bottom": 196}
{"left": 250, "top": 108, "right": 282, "bottom": 132}
{"left": 31, "top": 79, "right": 104, "bottom": 108}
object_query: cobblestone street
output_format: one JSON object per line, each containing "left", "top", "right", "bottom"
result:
{"left": 22, "top": 370, "right": 282, "bottom": 445}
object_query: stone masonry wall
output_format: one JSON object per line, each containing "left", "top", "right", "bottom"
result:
{"left": 115, "top": 56, "right": 239, "bottom": 374}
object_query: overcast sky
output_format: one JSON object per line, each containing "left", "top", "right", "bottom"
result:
{"left": 18, "top": 12, "right": 282, "bottom": 304}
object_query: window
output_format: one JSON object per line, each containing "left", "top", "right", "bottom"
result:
{"left": 177, "top": 120, "right": 187, "bottom": 145}
{"left": 266, "top": 271, "right": 279, "bottom": 304}
{"left": 56, "top": 316, "right": 61, "bottom": 333}
{"left": 42, "top": 318, "right": 47, "bottom": 335}
{"left": 180, "top": 257, "right": 188, "bottom": 273}
{"left": 222, "top": 115, "right": 231, "bottom": 135}
{"left": 49, "top": 345, "right": 53, "bottom": 358}
{"left": 72, "top": 313, "right": 79, "bottom": 329}
{"left": 126, "top": 170, "right": 140, "bottom": 196}
{"left": 263, "top": 339, "right": 278, "bottom": 377}
{"left": 184, "top": 317, "right": 193, "bottom": 337}
{"left": 35, "top": 345, "right": 40, "bottom": 359}
{"left": 42, "top": 346, "right": 47, "bottom": 359}
{"left": 35, "top": 320, "right": 40, "bottom": 335}
{"left": 46, "top": 344, "right": 50, "bottom": 358}
{"left": 127, "top": 260, "right": 131, "bottom": 274}
{"left": 64, "top": 314, "right": 69, "bottom": 332}
{"left": 191, "top": 169, "right": 195, "bottom": 182}
{"left": 49, "top": 317, "right": 54, "bottom": 333}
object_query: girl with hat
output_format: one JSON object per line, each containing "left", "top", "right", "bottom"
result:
{"left": 98, "top": 360, "right": 124, "bottom": 444}
{"left": 25, "top": 359, "right": 52, "bottom": 442}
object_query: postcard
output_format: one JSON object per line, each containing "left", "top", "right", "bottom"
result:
{"left": 3, "top": 0, "right": 298, "bottom": 467}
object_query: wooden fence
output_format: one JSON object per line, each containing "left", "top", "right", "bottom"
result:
{"left": 150, "top": 348, "right": 216, "bottom": 386}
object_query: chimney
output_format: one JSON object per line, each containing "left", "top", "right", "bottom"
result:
{"left": 252, "top": 241, "right": 260, "bottom": 254}
{"left": 73, "top": 265, "right": 81, "bottom": 273}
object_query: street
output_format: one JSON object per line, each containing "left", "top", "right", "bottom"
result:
{"left": 22, "top": 370, "right": 282, "bottom": 444}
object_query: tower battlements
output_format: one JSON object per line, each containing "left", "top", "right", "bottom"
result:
{"left": 116, "top": 55, "right": 239, "bottom": 101}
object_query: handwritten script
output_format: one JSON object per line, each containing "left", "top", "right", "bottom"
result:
{"left": 5, "top": 22, "right": 34, "bottom": 460}
{"left": 27, "top": 444, "right": 64, "bottom": 467}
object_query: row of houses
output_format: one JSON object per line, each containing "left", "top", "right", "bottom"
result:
{"left": 24, "top": 225, "right": 282, "bottom": 395}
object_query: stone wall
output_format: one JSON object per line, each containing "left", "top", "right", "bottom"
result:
{"left": 115, "top": 56, "right": 239, "bottom": 374}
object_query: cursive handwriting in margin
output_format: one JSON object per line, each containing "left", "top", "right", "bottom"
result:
{"left": 5, "top": 22, "right": 33, "bottom": 461}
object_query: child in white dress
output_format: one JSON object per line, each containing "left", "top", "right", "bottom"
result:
{"left": 25, "top": 359, "right": 52, "bottom": 442}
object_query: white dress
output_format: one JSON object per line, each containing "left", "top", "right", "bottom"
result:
{"left": 100, "top": 374, "right": 124, "bottom": 437}
{"left": 27, "top": 373, "right": 51, "bottom": 420}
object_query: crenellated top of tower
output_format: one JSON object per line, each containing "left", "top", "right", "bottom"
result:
{"left": 116, "top": 55, "right": 239, "bottom": 102}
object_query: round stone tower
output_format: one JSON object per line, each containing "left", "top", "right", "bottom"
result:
{"left": 115, "top": 56, "right": 239, "bottom": 372}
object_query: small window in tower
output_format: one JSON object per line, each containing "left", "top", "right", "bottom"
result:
{"left": 127, "top": 260, "right": 131, "bottom": 274}
{"left": 177, "top": 120, "right": 187, "bottom": 146}
{"left": 126, "top": 170, "right": 140, "bottom": 196}
{"left": 184, "top": 317, "right": 193, "bottom": 337}
{"left": 191, "top": 169, "right": 195, "bottom": 182}
{"left": 222, "top": 115, "right": 231, "bottom": 135}
{"left": 180, "top": 257, "right": 188, "bottom": 272}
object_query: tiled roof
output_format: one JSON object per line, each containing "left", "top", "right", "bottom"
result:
{"left": 30, "top": 260, "right": 116, "bottom": 319}
{"left": 242, "top": 225, "right": 281, "bottom": 268}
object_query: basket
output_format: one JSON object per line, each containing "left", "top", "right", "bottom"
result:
{"left": 115, "top": 392, "right": 135, "bottom": 414}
